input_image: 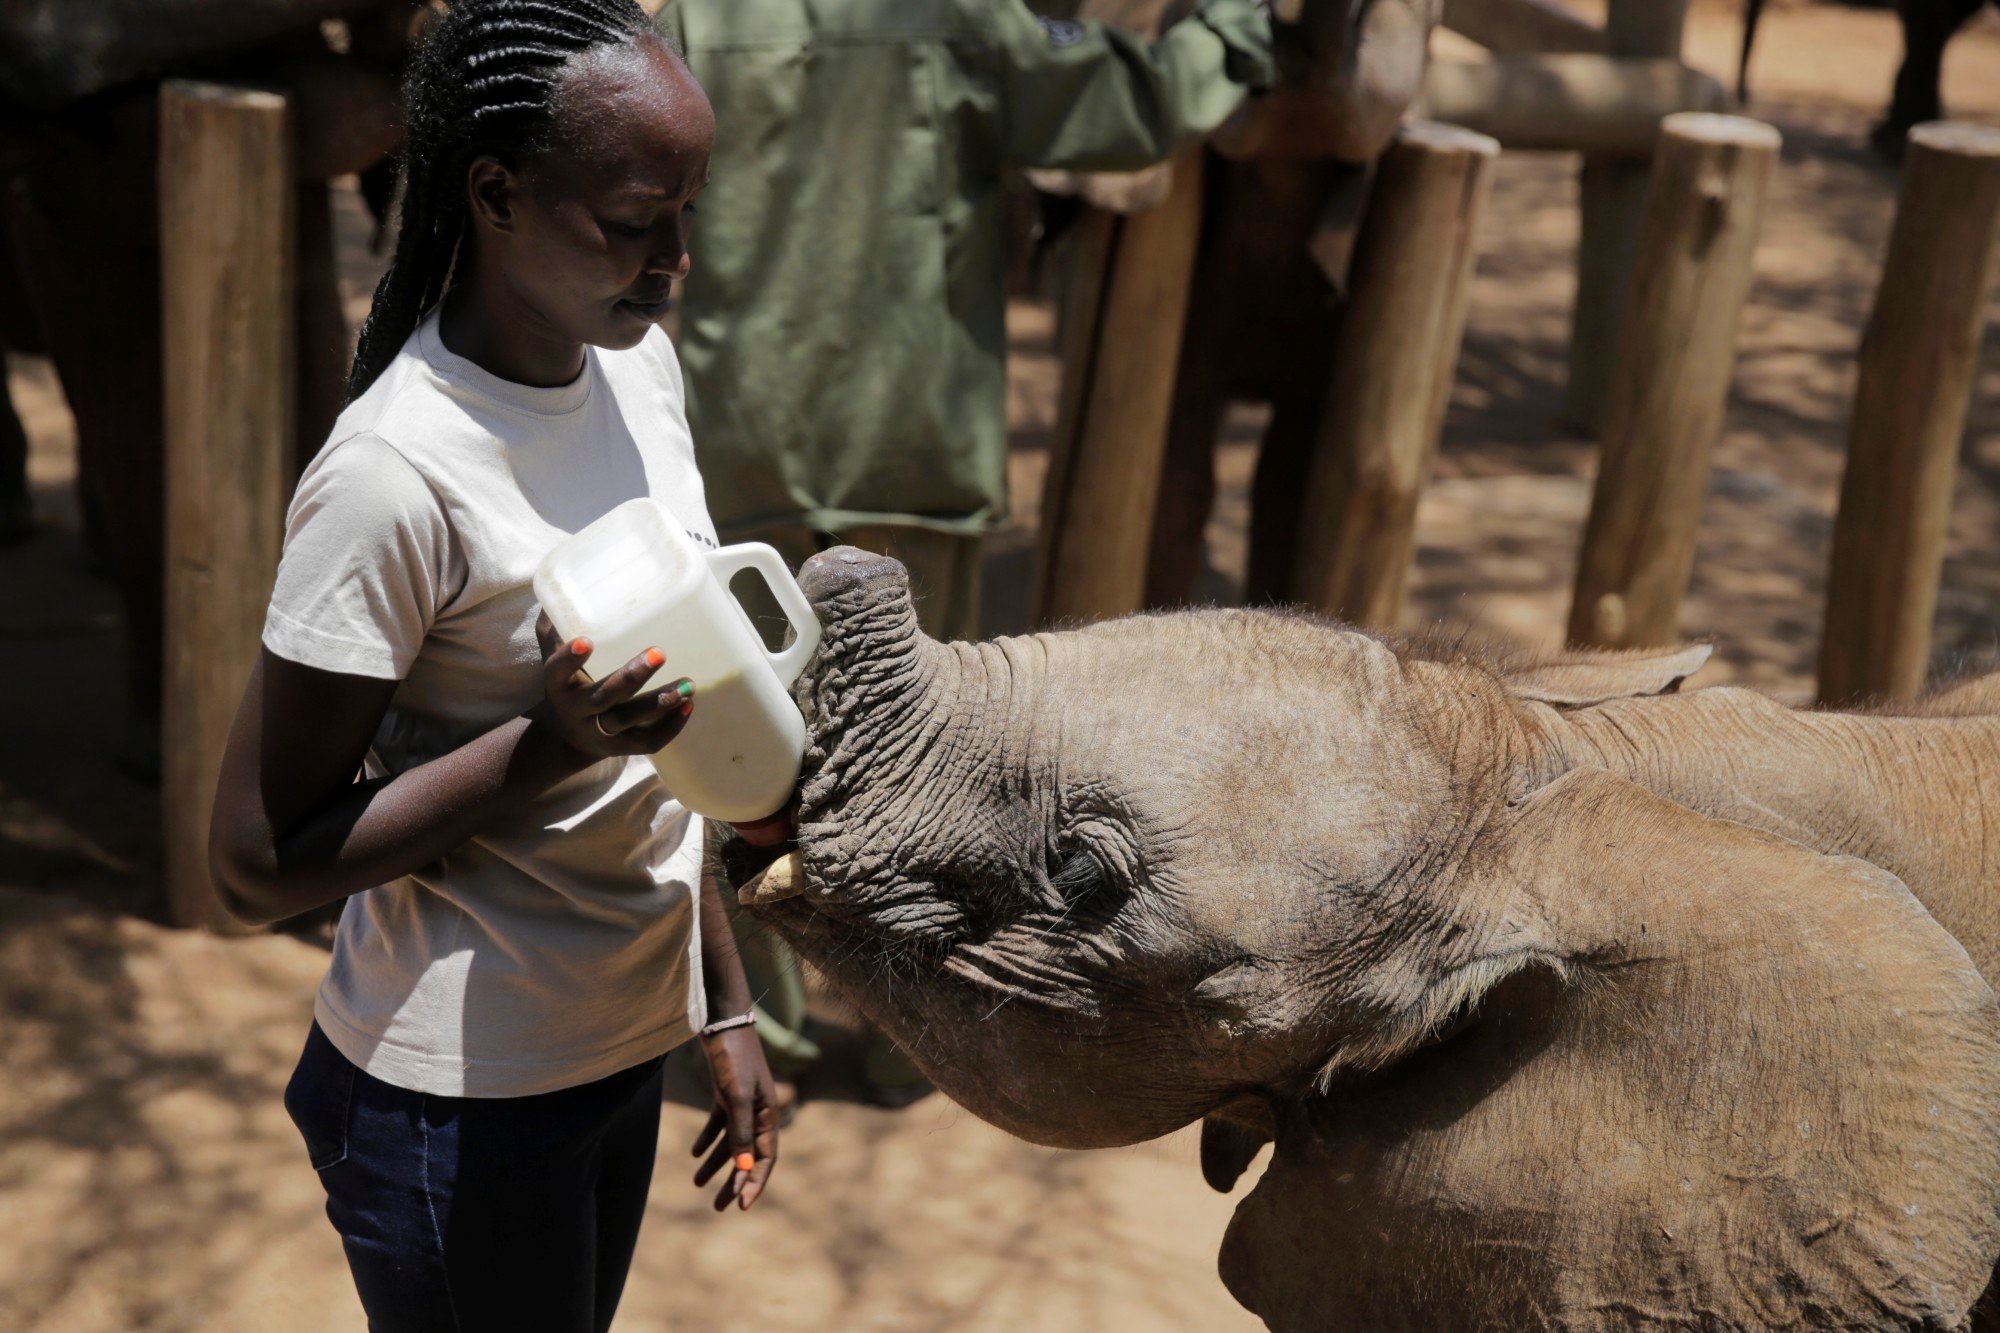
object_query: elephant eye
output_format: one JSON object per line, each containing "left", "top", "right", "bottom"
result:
{"left": 924, "top": 872, "right": 1004, "bottom": 946}
{"left": 1047, "top": 846, "right": 1112, "bottom": 909}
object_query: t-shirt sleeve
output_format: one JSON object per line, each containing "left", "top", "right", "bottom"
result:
{"left": 262, "top": 433, "right": 456, "bottom": 680}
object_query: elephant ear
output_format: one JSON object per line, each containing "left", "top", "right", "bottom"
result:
{"left": 1199, "top": 1096, "right": 1276, "bottom": 1194}
{"left": 1220, "top": 770, "right": 2000, "bottom": 1330}
{"left": 1499, "top": 642, "right": 1711, "bottom": 706}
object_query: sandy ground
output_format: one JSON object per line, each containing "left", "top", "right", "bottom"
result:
{"left": 4, "top": 3, "right": 2000, "bottom": 1329}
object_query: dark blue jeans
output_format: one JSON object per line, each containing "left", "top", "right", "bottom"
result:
{"left": 285, "top": 1023, "right": 667, "bottom": 1333}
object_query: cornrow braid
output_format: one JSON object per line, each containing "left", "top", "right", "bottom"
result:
{"left": 345, "top": 0, "right": 652, "bottom": 404}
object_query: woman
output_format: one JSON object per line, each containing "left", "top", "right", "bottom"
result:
{"left": 209, "top": 3, "right": 778, "bottom": 1327}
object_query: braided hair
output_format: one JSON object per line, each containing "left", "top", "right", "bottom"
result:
{"left": 347, "top": 0, "right": 654, "bottom": 403}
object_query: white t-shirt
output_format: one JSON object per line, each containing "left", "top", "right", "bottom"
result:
{"left": 263, "top": 311, "right": 714, "bottom": 1097}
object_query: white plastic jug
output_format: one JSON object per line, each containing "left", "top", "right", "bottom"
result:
{"left": 532, "top": 498, "right": 822, "bottom": 824}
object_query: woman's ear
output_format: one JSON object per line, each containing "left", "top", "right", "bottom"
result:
{"left": 466, "top": 156, "right": 521, "bottom": 234}
{"left": 1219, "top": 769, "right": 2000, "bottom": 1329}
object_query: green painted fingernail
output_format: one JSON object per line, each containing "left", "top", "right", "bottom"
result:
{"left": 677, "top": 680, "right": 695, "bottom": 699}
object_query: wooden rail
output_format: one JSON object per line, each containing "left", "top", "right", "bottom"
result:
{"left": 1441, "top": 0, "right": 1604, "bottom": 54}
{"left": 1569, "top": 113, "right": 1779, "bottom": 650}
{"left": 1221, "top": 56, "right": 1721, "bottom": 162}
{"left": 1424, "top": 56, "right": 1724, "bottom": 157}
{"left": 1818, "top": 123, "right": 2000, "bottom": 706}
{"left": 160, "top": 80, "right": 295, "bottom": 931}
{"left": 1295, "top": 122, "right": 1499, "bottom": 628}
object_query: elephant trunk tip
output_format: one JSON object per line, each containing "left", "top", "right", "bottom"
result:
{"left": 799, "top": 546, "right": 913, "bottom": 618}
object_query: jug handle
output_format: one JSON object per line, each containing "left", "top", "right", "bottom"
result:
{"left": 705, "top": 543, "right": 824, "bottom": 687}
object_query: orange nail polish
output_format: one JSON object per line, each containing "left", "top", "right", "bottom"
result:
{"left": 570, "top": 638, "right": 591, "bottom": 656}
{"left": 644, "top": 647, "right": 665, "bottom": 669}
{"left": 735, "top": 1152, "right": 756, "bottom": 1173}
{"left": 680, "top": 701, "right": 694, "bottom": 716}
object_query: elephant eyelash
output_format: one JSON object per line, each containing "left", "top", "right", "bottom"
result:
{"left": 1046, "top": 847, "right": 1113, "bottom": 910}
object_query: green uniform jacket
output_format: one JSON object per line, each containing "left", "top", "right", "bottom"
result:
{"left": 658, "top": 0, "right": 1276, "bottom": 542}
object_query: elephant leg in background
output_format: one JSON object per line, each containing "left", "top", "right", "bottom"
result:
{"left": 1145, "top": 155, "right": 1347, "bottom": 609}
{"left": 0, "top": 382, "right": 30, "bottom": 546}
{"left": 1227, "top": 166, "right": 1346, "bottom": 607}
{"left": 1244, "top": 372, "right": 1333, "bottom": 605}
{"left": 1, "top": 98, "right": 351, "bottom": 774}
{"left": 1143, "top": 237, "right": 1229, "bottom": 609}
{"left": 295, "top": 178, "right": 350, "bottom": 471}
{"left": 1877, "top": 0, "right": 1991, "bottom": 156}
{"left": 0, "top": 232, "right": 36, "bottom": 545}
{"left": 1, "top": 99, "right": 168, "bottom": 772}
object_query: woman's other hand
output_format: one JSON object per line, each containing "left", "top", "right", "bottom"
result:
{"left": 533, "top": 611, "right": 694, "bottom": 759}
{"left": 691, "top": 1025, "right": 780, "bottom": 1211}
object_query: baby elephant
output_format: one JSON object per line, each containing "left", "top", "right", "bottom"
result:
{"left": 738, "top": 548, "right": 2000, "bottom": 1330}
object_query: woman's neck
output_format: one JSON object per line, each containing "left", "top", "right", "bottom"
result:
{"left": 438, "top": 275, "right": 586, "bottom": 388}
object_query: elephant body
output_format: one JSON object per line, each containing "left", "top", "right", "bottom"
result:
{"left": 745, "top": 549, "right": 2000, "bottom": 1329}
{"left": 1232, "top": 683, "right": 2000, "bottom": 1328}
{"left": 0, "top": 0, "right": 382, "bottom": 108}
{"left": 0, "top": 2, "right": 409, "bottom": 757}
{"left": 1874, "top": 0, "right": 1995, "bottom": 156}
{"left": 1742, "top": 0, "right": 1994, "bottom": 158}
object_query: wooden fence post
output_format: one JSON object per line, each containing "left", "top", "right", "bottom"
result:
{"left": 1563, "top": 0, "right": 1690, "bottom": 435}
{"left": 1568, "top": 113, "right": 1779, "bottom": 649}
{"left": 1295, "top": 122, "right": 1499, "bottom": 628}
{"left": 1817, "top": 123, "right": 2000, "bottom": 706}
{"left": 160, "top": 81, "right": 295, "bottom": 931}
{"left": 1035, "top": 145, "right": 1206, "bottom": 626}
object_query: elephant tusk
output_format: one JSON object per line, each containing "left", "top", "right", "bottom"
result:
{"left": 737, "top": 851, "right": 806, "bottom": 907}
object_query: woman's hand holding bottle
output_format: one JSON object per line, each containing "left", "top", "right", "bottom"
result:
{"left": 533, "top": 612, "right": 696, "bottom": 760}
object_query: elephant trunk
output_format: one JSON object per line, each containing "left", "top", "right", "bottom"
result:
{"left": 793, "top": 547, "right": 958, "bottom": 861}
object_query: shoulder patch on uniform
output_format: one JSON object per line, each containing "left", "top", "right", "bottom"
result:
{"left": 1036, "top": 16, "right": 1086, "bottom": 47}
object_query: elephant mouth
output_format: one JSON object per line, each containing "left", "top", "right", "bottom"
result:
{"left": 736, "top": 851, "right": 806, "bottom": 907}
{"left": 737, "top": 850, "right": 999, "bottom": 952}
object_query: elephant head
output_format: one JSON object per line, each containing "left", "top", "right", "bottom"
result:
{"left": 742, "top": 550, "right": 2000, "bottom": 1328}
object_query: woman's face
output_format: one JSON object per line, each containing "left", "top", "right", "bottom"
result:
{"left": 469, "top": 36, "right": 715, "bottom": 353}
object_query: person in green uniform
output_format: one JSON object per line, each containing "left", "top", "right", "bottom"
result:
{"left": 657, "top": 0, "right": 1278, "bottom": 1101}
{"left": 658, "top": 0, "right": 1277, "bottom": 638}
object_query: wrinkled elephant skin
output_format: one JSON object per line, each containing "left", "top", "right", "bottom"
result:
{"left": 745, "top": 549, "right": 2000, "bottom": 1331}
